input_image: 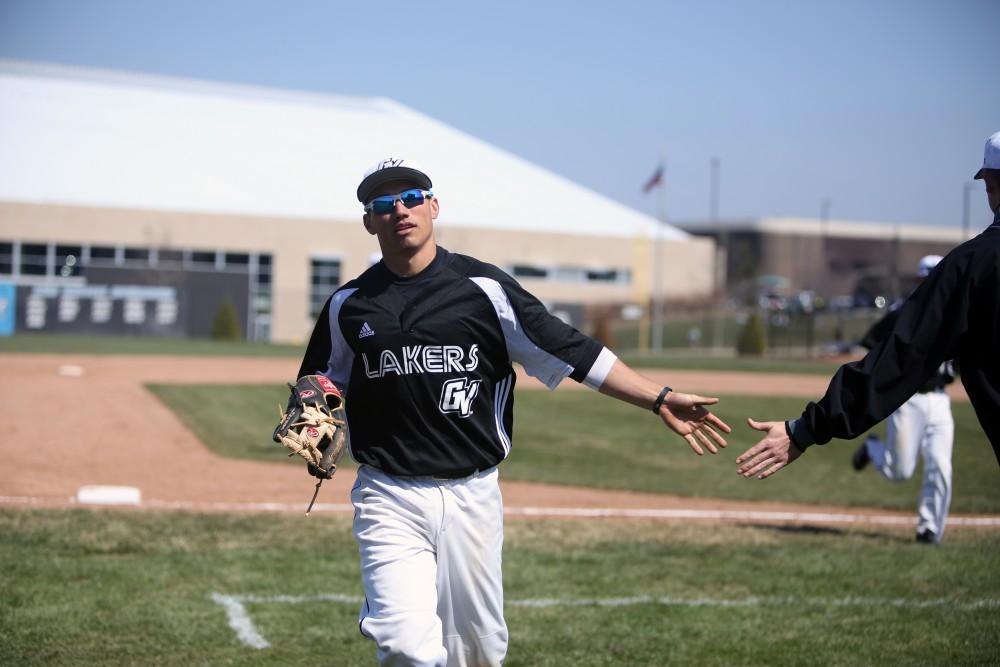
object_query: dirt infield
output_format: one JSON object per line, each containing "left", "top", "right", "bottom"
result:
{"left": 2, "top": 353, "right": 985, "bottom": 526}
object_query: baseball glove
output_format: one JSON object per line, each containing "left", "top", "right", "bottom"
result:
{"left": 273, "top": 375, "right": 348, "bottom": 479}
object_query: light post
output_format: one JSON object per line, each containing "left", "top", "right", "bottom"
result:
{"left": 963, "top": 181, "right": 975, "bottom": 240}
{"left": 710, "top": 157, "right": 724, "bottom": 351}
{"left": 818, "top": 198, "right": 831, "bottom": 291}
{"left": 651, "top": 163, "right": 667, "bottom": 353}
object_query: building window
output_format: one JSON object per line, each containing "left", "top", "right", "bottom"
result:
{"left": 123, "top": 247, "right": 150, "bottom": 265}
{"left": 250, "top": 253, "right": 273, "bottom": 342}
{"left": 56, "top": 244, "right": 83, "bottom": 278}
{"left": 225, "top": 252, "right": 249, "bottom": 267}
{"left": 310, "top": 258, "right": 341, "bottom": 317}
{"left": 553, "top": 266, "right": 586, "bottom": 283}
{"left": 89, "top": 246, "right": 117, "bottom": 263}
{"left": 157, "top": 248, "right": 184, "bottom": 265}
{"left": 0, "top": 242, "right": 12, "bottom": 274}
{"left": 190, "top": 250, "right": 216, "bottom": 267}
{"left": 255, "top": 253, "right": 272, "bottom": 288}
{"left": 20, "top": 243, "right": 48, "bottom": 276}
{"left": 511, "top": 264, "right": 549, "bottom": 279}
{"left": 586, "top": 268, "right": 631, "bottom": 284}
{"left": 510, "top": 263, "right": 630, "bottom": 285}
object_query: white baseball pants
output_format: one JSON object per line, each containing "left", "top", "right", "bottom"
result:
{"left": 351, "top": 464, "right": 507, "bottom": 667}
{"left": 865, "top": 390, "right": 954, "bottom": 539}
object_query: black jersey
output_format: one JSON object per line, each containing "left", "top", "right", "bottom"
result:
{"left": 788, "top": 210, "right": 1000, "bottom": 464}
{"left": 297, "top": 247, "right": 616, "bottom": 477}
{"left": 858, "top": 303, "right": 954, "bottom": 393}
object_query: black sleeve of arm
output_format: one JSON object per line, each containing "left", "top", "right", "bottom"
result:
{"left": 498, "top": 271, "right": 604, "bottom": 382}
{"left": 296, "top": 296, "right": 333, "bottom": 380}
{"left": 788, "top": 258, "right": 969, "bottom": 449}
{"left": 858, "top": 309, "right": 899, "bottom": 350}
{"left": 464, "top": 257, "right": 609, "bottom": 388}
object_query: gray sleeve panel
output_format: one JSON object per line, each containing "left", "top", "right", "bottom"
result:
{"left": 470, "top": 276, "right": 614, "bottom": 390}
{"left": 469, "top": 276, "right": 569, "bottom": 389}
{"left": 324, "top": 287, "right": 358, "bottom": 394}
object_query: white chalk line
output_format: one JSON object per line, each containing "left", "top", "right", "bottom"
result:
{"left": 210, "top": 592, "right": 1000, "bottom": 649}
{"left": 504, "top": 506, "right": 1000, "bottom": 526}
{"left": 3, "top": 495, "right": 998, "bottom": 527}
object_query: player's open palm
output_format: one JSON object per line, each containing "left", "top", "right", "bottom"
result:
{"left": 736, "top": 418, "right": 802, "bottom": 479}
{"left": 660, "top": 392, "right": 732, "bottom": 455}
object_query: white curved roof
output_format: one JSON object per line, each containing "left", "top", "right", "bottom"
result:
{"left": 0, "top": 61, "right": 687, "bottom": 240}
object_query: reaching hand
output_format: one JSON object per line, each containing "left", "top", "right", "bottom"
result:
{"left": 659, "top": 392, "right": 732, "bottom": 455}
{"left": 735, "top": 418, "right": 803, "bottom": 479}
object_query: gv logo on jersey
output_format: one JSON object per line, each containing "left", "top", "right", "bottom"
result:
{"left": 439, "top": 377, "right": 481, "bottom": 418}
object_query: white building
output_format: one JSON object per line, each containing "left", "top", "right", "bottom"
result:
{"left": 0, "top": 61, "right": 715, "bottom": 342}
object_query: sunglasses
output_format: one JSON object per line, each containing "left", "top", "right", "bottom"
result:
{"left": 364, "top": 189, "right": 434, "bottom": 215}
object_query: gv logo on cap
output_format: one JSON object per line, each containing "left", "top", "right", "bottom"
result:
{"left": 377, "top": 158, "right": 404, "bottom": 171}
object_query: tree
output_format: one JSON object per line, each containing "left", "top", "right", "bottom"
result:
{"left": 211, "top": 299, "right": 242, "bottom": 341}
{"left": 736, "top": 310, "right": 766, "bottom": 356}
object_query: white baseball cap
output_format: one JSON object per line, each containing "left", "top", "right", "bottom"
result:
{"left": 357, "top": 157, "right": 432, "bottom": 203}
{"left": 973, "top": 131, "right": 1000, "bottom": 180}
{"left": 917, "top": 255, "right": 943, "bottom": 278}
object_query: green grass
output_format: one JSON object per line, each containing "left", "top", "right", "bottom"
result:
{"left": 1, "top": 508, "right": 997, "bottom": 666}
{"left": 1, "top": 333, "right": 859, "bottom": 374}
{"left": 610, "top": 310, "right": 882, "bottom": 352}
{"left": 0, "top": 333, "right": 302, "bottom": 357}
{"left": 145, "top": 383, "right": 319, "bottom": 466}
{"left": 146, "top": 384, "right": 1000, "bottom": 514}
{"left": 616, "top": 352, "right": 849, "bottom": 374}
{"left": 508, "top": 392, "right": 999, "bottom": 513}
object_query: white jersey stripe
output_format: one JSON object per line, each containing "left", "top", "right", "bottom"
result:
{"left": 325, "top": 287, "right": 358, "bottom": 462}
{"left": 470, "top": 277, "right": 573, "bottom": 390}
{"left": 494, "top": 374, "right": 513, "bottom": 456}
{"left": 494, "top": 375, "right": 510, "bottom": 456}
{"left": 324, "top": 287, "right": 358, "bottom": 391}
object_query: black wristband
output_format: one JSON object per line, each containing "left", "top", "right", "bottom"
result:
{"left": 652, "top": 385, "right": 673, "bottom": 415}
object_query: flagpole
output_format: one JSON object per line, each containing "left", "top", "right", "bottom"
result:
{"left": 651, "top": 155, "right": 666, "bottom": 354}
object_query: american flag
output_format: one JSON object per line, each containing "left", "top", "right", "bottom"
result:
{"left": 641, "top": 164, "right": 664, "bottom": 194}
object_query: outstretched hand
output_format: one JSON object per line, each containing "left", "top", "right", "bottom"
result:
{"left": 735, "top": 418, "right": 802, "bottom": 479}
{"left": 659, "top": 392, "right": 732, "bottom": 455}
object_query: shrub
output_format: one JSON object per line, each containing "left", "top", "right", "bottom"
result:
{"left": 210, "top": 299, "right": 242, "bottom": 341}
{"left": 736, "top": 310, "right": 766, "bottom": 356}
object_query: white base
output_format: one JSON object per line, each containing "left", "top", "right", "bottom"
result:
{"left": 75, "top": 485, "right": 142, "bottom": 506}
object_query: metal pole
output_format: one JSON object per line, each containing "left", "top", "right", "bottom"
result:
{"left": 963, "top": 181, "right": 973, "bottom": 240}
{"left": 710, "top": 157, "right": 720, "bottom": 223}
{"left": 651, "top": 160, "right": 666, "bottom": 353}
{"left": 819, "top": 199, "right": 831, "bottom": 292}
{"left": 710, "top": 157, "right": 724, "bottom": 351}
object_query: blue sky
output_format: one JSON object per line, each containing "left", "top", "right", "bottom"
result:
{"left": 1, "top": 0, "right": 996, "bottom": 228}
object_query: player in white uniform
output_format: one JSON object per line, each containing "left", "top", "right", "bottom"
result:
{"left": 297, "top": 158, "right": 733, "bottom": 666}
{"left": 851, "top": 255, "right": 955, "bottom": 544}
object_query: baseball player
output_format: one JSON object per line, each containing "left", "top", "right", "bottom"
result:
{"left": 296, "top": 157, "right": 732, "bottom": 666}
{"left": 735, "top": 130, "right": 1000, "bottom": 480}
{"left": 851, "top": 255, "right": 955, "bottom": 544}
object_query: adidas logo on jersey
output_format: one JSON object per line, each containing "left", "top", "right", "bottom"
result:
{"left": 359, "top": 322, "right": 375, "bottom": 339}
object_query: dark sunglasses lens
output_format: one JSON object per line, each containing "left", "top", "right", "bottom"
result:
{"left": 370, "top": 199, "right": 395, "bottom": 215}
{"left": 399, "top": 190, "right": 425, "bottom": 208}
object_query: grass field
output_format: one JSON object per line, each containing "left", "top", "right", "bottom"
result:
{"left": 0, "top": 333, "right": 859, "bottom": 374}
{"left": 1, "top": 508, "right": 997, "bottom": 666}
{"left": 611, "top": 309, "right": 882, "bottom": 353}
{"left": 0, "top": 334, "right": 304, "bottom": 357}
{"left": 147, "top": 384, "right": 1000, "bottom": 514}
